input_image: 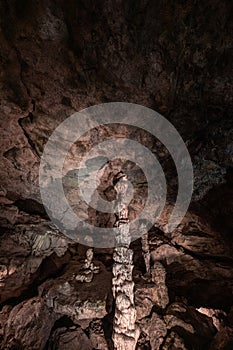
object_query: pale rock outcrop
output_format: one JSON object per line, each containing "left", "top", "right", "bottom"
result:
{"left": 39, "top": 258, "right": 111, "bottom": 323}
{"left": 75, "top": 248, "right": 100, "bottom": 283}
{"left": 0, "top": 222, "right": 69, "bottom": 303}
{"left": 112, "top": 173, "right": 140, "bottom": 350}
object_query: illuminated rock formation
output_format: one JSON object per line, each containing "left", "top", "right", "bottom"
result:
{"left": 75, "top": 248, "right": 100, "bottom": 283}
{"left": 112, "top": 172, "right": 140, "bottom": 350}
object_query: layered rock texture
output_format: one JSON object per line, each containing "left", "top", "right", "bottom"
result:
{"left": 112, "top": 173, "right": 139, "bottom": 349}
{"left": 0, "top": 0, "right": 233, "bottom": 349}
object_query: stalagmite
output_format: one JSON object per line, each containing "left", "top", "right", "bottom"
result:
{"left": 141, "top": 224, "right": 150, "bottom": 275}
{"left": 112, "top": 172, "right": 140, "bottom": 350}
{"left": 76, "top": 248, "right": 100, "bottom": 283}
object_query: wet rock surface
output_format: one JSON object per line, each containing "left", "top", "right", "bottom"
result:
{"left": 0, "top": 0, "right": 233, "bottom": 349}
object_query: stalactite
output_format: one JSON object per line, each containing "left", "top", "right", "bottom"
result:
{"left": 112, "top": 172, "right": 140, "bottom": 350}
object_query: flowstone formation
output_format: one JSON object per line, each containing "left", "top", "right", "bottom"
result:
{"left": 112, "top": 172, "right": 140, "bottom": 350}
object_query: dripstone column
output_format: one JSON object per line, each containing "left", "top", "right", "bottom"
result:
{"left": 112, "top": 172, "right": 139, "bottom": 350}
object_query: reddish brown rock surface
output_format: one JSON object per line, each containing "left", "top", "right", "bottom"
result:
{"left": 0, "top": 0, "right": 233, "bottom": 349}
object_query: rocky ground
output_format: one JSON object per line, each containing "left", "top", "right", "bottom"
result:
{"left": 0, "top": 1, "right": 233, "bottom": 349}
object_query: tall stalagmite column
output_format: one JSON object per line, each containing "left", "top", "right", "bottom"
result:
{"left": 112, "top": 172, "right": 139, "bottom": 350}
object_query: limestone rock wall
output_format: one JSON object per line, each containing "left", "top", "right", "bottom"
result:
{"left": 0, "top": 1, "right": 233, "bottom": 349}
